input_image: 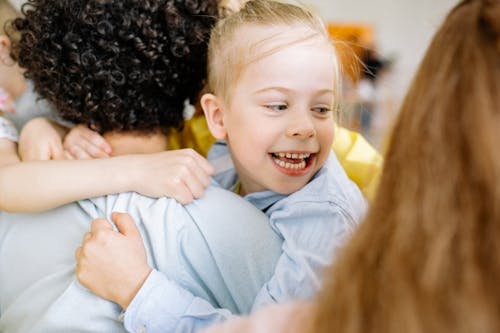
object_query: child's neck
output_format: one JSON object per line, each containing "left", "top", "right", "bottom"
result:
{"left": 103, "top": 131, "right": 169, "bottom": 156}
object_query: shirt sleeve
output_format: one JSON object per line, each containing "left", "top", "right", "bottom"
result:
{"left": 251, "top": 201, "right": 358, "bottom": 311}
{"left": 124, "top": 270, "right": 235, "bottom": 333}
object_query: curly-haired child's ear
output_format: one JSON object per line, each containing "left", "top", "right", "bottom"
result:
{"left": 0, "top": 36, "right": 14, "bottom": 66}
{"left": 200, "top": 93, "right": 227, "bottom": 140}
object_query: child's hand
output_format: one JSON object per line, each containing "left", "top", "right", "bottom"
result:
{"left": 63, "top": 124, "right": 112, "bottom": 159}
{"left": 128, "top": 149, "right": 215, "bottom": 204}
{"left": 75, "top": 212, "right": 152, "bottom": 309}
{"left": 18, "top": 117, "right": 67, "bottom": 161}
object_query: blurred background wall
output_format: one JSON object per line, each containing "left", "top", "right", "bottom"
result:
{"left": 305, "top": 0, "right": 460, "bottom": 147}
{"left": 308, "top": 0, "right": 458, "bottom": 102}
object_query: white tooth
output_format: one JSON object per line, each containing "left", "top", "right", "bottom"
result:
{"left": 274, "top": 156, "right": 307, "bottom": 169}
{"left": 291, "top": 153, "right": 298, "bottom": 159}
{"left": 279, "top": 152, "right": 286, "bottom": 158}
{"left": 284, "top": 153, "right": 290, "bottom": 158}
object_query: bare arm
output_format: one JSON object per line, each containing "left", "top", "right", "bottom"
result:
{"left": 0, "top": 149, "right": 214, "bottom": 212}
{"left": 0, "top": 156, "right": 130, "bottom": 212}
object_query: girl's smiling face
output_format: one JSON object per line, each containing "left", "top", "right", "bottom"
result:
{"left": 222, "top": 25, "right": 337, "bottom": 196}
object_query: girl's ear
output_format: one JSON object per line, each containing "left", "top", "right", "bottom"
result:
{"left": 0, "top": 35, "right": 11, "bottom": 57}
{"left": 200, "top": 93, "right": 227, "bottom": 140}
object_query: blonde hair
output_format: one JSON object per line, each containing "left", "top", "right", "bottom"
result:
{"left": 311, "top": 0, "right": 500, "bottom": 332}
{"left": 207, "top": 0, "right": 340, "bottom": 108}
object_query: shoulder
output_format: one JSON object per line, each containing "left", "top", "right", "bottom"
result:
{"left": 185, "top": 186, "right": 280, "bottom": 246}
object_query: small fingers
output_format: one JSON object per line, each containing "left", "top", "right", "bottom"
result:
{"left": 64, "top": 125, "right": 110, "bottom": 159}
{"left": 182, "top": 172, "right": 207, "bottom": 200}
{"left": 183, "top": 149, "right": 214, "bottom": 175}
{"left": 67, "top": 145, "right": 92, "bottom": 160}
{"left": 90, "top": 218, "right": 114, "bottom": 233}
{"left": 167, "top": 178, "right": 195, "bottom": 205}
{"left": 78, "top": 140, "right": 110, "bottom": 158}
{"left": 82, "top": 130, "right": 112, "bottom": 155}
{"left": 168, "top": 164, "right": 207, "bottom": 202}
{"left": 64, "top": 150, "right": 75, "bottom": 160}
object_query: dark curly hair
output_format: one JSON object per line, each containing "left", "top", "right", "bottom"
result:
{"left": 9, "top": 0, "right": 218, "bottom": 134}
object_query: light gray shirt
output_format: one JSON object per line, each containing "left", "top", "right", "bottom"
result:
{"left": 0, "top": 186, "right": 281, "bottom": 333}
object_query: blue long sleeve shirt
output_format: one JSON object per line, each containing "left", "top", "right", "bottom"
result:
{"left": 123, "top": 147, "right": 367, "bottom": 333}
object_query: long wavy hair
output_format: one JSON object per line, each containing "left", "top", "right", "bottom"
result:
{"left": 312, "top": 0, "right": 500, "bottom": 332}
{"left": 9, "top": 0, "right": 217, "bottom": 134}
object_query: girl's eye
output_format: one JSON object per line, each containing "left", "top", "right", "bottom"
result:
{"left": 312, "top": 106, "right": 332, "bottom": 114}
{"left": 264, "top": 103, "right": 287, "bottom": 111}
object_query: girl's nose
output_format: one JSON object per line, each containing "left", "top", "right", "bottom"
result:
{"left": 285, "top": 113, "right": 316, "bottom": 138}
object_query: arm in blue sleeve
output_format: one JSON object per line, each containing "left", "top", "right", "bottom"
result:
{"left": 124, "top": 270, "right": 235, "bottom": 333}
{"left": 251, "top": 201, "right": 359, "bottom": 311}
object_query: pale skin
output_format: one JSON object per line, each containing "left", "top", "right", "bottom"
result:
{"left": 75, "top": 23, "right": 337, "bottom": 309}
{"left": 0, "top": 125, "right": 214, "bottom": 211}
{"left": 18, "top": 118, "right": 68, "bottom": 161}
{"left": 62, "top": 124, "right": 112, "bottom": 159}
{"left": 76, "top": 212, "right": 152, "bottom": 309}
{"left": 18, "top": 119, "right": 112, "bottom": 161}
{"left": 202, "top": 25, "right": 336, "bottom": 196}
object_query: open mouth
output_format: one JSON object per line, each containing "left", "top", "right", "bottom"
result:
{"left": 270, "top": 152, "right": 314, "bottom": 170}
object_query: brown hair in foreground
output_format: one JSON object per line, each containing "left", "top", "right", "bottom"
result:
{"left": 312, "top": 0, "right": 500, "bottom": 332}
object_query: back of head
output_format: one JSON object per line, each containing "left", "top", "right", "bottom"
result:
{"left": 312, "top": 0, "right": 500, "bottom": 332}
{"left": 207, "top": 0, "right": 338, "bottom": 103}
{"left": 9, "top": 0, "right": 218, "bottom": 134}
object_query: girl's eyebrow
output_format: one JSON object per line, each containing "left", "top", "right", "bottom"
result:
{"left": 253, "top": 87, "right": 334, "bottom": 94}
{"left": 253, "top": 86, "right": 293, "bottom": 94}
